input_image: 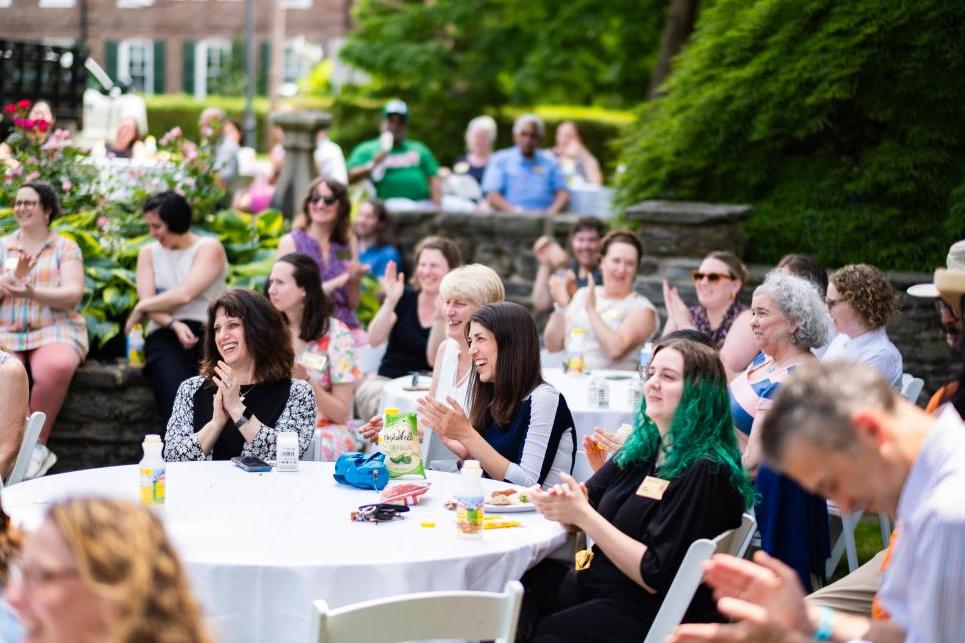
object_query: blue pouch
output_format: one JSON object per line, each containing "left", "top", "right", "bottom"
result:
{"left": 334, "top": 452, "right": 390, "bottom": 490}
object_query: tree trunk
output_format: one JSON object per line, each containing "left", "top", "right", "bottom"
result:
{"left": 648, "top": 0, "right": 700, "bottom": 98}
{"left": 269, "top": 0, "right": 287, "bottom": 112}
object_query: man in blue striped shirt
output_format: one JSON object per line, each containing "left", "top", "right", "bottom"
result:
{"left": 670, "top": 360, "right": 965, "bottom": 643}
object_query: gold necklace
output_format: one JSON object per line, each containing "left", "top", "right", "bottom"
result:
{"left": 239, "top": 383, "right": 257, "bottom": 403}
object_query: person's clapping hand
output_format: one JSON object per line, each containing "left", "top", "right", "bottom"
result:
{"left": 533, "top": 236, "right": 554, "bottom": 266}
{"left": 346, "top": 260, "right": 370, "bottom": 282}
{"left": 358, "top": 415, "right": 383, "bottom": 442}
{"left": 529, "top": 474, "right": 592, "bottom": 528}
{"left": 381, "top": 261, "right": 405, "bottom": 306}
{"left": 210, "top": 384, "right": 229, "bottom": 428}
{"left": 668, "top": 551, "right": 811, "bottom": 643}
{"left": 416, "top": 395, "right": 474, "bottom": 442}
{"left": 214, "top": 360, "right": 245, "bottom": 419}
{"left": 663, "top": 279, "right": 690, "bottom": 327}
{"left": 585, "top": 272, "right": 598, "bottom": 311}
{"left": 13, "top": 251, "right": 33, "bottom": 281}
{"left": 548, "top": 272, "right": 573, "bottom": 309}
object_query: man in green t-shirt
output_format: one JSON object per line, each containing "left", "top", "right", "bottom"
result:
{"left": 346, "top": 100, "right": 441, "bottom": 205}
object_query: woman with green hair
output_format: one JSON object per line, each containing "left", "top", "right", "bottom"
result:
{"left": 519, "top": 336, "right": 754, "bottom": 642}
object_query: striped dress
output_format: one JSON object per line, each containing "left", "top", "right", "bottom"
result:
{"left": 0, "top": 232, "right": 88, "bottom": 359}
{"left": 729, "top": 351, "right": 830, "bottom": 592}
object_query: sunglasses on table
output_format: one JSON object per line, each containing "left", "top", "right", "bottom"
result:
{"left": 351, "top": 503, "right": 410, "bottom": 523}
{"left": 691, "top": 271, "right": 736, "bottom": 283}
{"left": 309, "top": 194, "right": 338, "bottom": 206}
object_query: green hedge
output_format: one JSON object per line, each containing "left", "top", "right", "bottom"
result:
{"left": 144, "top": 95, "right": 331, "bottom": 151}
{"left": 614, "top": 0, "right": 965, "bottom": 271}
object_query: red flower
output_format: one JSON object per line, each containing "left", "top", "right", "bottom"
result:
{"left": 12, "top": 117, "right": 25, "bottom": 127}
{"left": 36, "top": 119, "right": 50, "bottom": 133}
{"left": 3, "top": 104, "right": 14, "bottom": 114}
{"left": 17, "top": 99, "right": 30, "bottom": 110}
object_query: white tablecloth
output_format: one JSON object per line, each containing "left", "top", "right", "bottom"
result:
{"left": 2, "top": 462, "right": 567, "bottom": 643}
{"left": 381, "top": 369, "right": 638, "bottom": 445}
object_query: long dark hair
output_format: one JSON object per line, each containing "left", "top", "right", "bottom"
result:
{"left": 201, "top": 289, "right": 294, "bottom": 384}
{"left": 363, "top": 199, "right": 398, "bottom": 247}
{"left": 294, "top": 178, "right": 351, "bottom": 246}
{"left": 466, "top": 302, "right": 544, "bottom": 430}
{"left": 273, "top": 252, "right": 333, "bottom": 342}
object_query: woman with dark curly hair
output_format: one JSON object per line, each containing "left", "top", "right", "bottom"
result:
{"left": 276, "top": 178, "right": 368, "bottom": 345}
{"left": 822, "top": 263, "right": 902, "bottom": 389}
{"left": 6, "top": 497, "right": 211, "bottom": 643}
{"left": 518, "top": 336, "right": 753, "bottom": 642}
{"left": 164, "top": 289, "right": 316, "bottom": 462}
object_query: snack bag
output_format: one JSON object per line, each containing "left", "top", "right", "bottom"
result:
{"left": 379, "top": 408, "right": 426, "bottom": 478}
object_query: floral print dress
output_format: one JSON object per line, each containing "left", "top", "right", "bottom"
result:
{"left": 301, "top": 317, "right": 365, "bottom": 460}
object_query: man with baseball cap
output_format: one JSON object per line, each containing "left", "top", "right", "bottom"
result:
{"left": 346, "top": 99, "right": 441, "bottom": 206}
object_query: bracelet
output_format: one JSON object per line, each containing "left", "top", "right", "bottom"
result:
{"left": 812, "top": 606, "right": 834, "bottom": 641}
{"left": 234, "top": 407, "right": 254, "bottom": 430}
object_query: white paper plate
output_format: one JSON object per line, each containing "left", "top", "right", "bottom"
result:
{"left": 484, "top": 502, "right": 536, "bottom": 513}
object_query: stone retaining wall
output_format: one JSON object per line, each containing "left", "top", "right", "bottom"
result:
{"left": 49, "top": 207, "right": 956, "bottom": 472}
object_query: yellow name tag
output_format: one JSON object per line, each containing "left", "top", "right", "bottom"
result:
{"left": 636, "top": 476, "right": 670, "bottom": 500}
{"left": 300, "top": 351, "right": 327, "bottom": 372}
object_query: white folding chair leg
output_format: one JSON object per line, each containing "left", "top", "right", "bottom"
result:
{"left": 878, "top": 514, "right": 892, "bottom": 547}
{"left": 6, "top": 411, "right": 45, "bottom": 486}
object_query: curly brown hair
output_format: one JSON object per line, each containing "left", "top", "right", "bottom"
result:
{"left": 830, "top": 264, "right": 899, "bottom": 330}
{"left": 48, "top": 497, "right": 212, "bottom": 643}
{"left": 201, "top": 288, "right": 294, "bottom": 384}
{"left": 0, "top": 499, "right": 21, "bottom": 585}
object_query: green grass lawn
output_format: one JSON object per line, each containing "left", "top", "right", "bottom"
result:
{"left": 827, "top": 515, "right": 889, "bottom": 583}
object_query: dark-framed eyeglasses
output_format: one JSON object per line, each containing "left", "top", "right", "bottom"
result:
{"left": 350, "top": 503, "right": 410, "bottom": 523}
{"left": 825, "top": 296, "right": 843, "bottom": 309}
{"left": 13, "top": 200, "right": 39, "bottom": 208}
{"left": 691, "top": 271, "right": 735, "bottom": 284}
{"left": 309, "top": 194, "right": 338, "bottom": 206}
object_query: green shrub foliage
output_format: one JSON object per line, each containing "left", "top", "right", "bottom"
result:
{"left": 615, "top": 0, "right": 965, "bottom": 270}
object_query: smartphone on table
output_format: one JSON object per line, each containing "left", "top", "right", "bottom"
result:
{"left": 231, "top": 456, "right": 272, "bottom": 472}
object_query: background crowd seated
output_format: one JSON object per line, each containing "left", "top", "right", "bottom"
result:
{"left": 1, "top": 98, "right": 963, "bottom": 642}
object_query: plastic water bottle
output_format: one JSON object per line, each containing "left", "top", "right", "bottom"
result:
{"left": 127, "top": 324, "right": 145, "bottom": 367}
{"left": 455, "top": 460, "right": 485, "bottom": 539}
{"left": 566, "top": 328, "right": 587, "bottom": 375}
{"left": 139, "top": 434, "right": 166, "bottom": 508}
{"left": 589, "top": 376, "right": 609, "bottom": 408}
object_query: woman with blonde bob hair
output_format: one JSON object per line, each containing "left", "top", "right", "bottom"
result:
{"left": 5, "top": 497, "right": 211, "bottom": 643}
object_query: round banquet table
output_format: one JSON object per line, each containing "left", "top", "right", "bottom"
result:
{"left": 381, "top": 369, "right": 638, "bottom": 446}
{"left": 1, "top": 461, "right": 567, "bottom": 643}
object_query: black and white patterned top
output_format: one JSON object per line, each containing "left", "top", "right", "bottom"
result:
{"left": 163, "top": 376, "right": 317, "bottom": 462}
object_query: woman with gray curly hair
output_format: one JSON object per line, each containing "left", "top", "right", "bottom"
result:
{"left": 729, "top": 270, "right": 831, "bottom": 593}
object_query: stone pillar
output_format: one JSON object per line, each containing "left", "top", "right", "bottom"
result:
{"left": 269, "top": 110, "right": 332, "bottom": 219}
{"left": 624, "top": 200, "right": 753, "bottom": 258}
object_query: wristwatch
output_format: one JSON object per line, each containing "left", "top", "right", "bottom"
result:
{"left": 234, "top": 407, "right": 254, "bottom": 429}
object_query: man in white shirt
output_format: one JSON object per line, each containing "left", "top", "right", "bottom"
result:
{"left": 670, "top": 360, "right": 965, "bottom": 643}
{"left": 314, "top": 126, "right": 347, "bottom": 185}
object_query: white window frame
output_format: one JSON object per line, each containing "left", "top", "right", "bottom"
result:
{"left": 118, "top": 38, "right": 154, "bottom": 94}
{"left": 194, "top": 39, "right": 232, "bottom": 100}
{"left": 39, "top": 0, "right": 76, "bottom": 8}
{"left": 0, "top": 0, "right": 12, "bottom": 9}
{"left": 284, "top": 0, "right": 311, "bottom": 8}
{"left": 283, "top": 37, "right": 319, "bottom": 83}
{"left": 116, "top": 0, "right": 153, "bottom": 6}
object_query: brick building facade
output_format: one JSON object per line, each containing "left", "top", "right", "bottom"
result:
{"left": 0, "top": 0, "right": 350, "bottom": 96}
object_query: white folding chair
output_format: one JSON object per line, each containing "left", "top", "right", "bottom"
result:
{"left": 5, "top": 411, "right": 46, "bottom": 486}
{"left": 643, "top": 520, "right": 744, "bottom": 643}
{"left": 301, "top": 427, "right": 323, "bottom": 462}
{"left": 310, "top": 579, "right": 523, "bottom": 643}
{"left": 900, "top": 373, "right": 924, "bottom": 406}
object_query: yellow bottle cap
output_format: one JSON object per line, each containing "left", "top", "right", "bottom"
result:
{"left": 420, "top": 521, "right": 436, "bottom": 528}
{"left": 384, "top": 407, "right": 399, "bottom": 415}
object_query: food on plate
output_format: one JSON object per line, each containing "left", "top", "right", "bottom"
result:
{"left": 380, "top": 481, "right": 431, "bottom": 506}
{"left": 486, "top": 489, "right": 529, "bottom": 505}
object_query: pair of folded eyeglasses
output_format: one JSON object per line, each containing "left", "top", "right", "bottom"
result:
{"left": 350, "top": 503, "right": 410, "bottom": 523}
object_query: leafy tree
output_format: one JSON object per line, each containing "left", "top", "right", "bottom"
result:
{"left": 334, "top": 0, "right": 665, "bottom": 163}
{"left": 615, "top": 0, "right": 965, "bottom": 270}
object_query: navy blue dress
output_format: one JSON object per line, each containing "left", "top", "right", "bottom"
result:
{"left": 729, "top": 352, "right": 830, "bottom": 591}
{"left": 480, "top": 383, "right": 577, "bottom": 487}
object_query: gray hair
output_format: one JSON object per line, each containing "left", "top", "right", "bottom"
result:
{"left": 512, "top": 113, "right": 545, "bottom": 139}
{"left": 465, "top": 115, "right": 498, "bottom": 147}
{"left": 754, "top": 270, "right": 832, "bottom": 350}
{"left": 761, "top": 360, "right": 896, "bottom": 465}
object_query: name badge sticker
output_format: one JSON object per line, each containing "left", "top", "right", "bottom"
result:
{"left": 636, "top": 476, "right": 670, "bottom": 500}
{"left": 300, "top": 351, "right": 328, "bottom": 372}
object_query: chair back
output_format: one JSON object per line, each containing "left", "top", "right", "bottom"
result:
{"left": 715, "top": 512, "right": 757, "bottom": 558}
{"left": 311, "top": 580, "right": 523, "bottom": 643}
{"left": 642, "top": 522, "right": 740, "bottom": 643}
{"left": 6, "top": 411, "right": 45, "bottom": 486}
{"left": 900, "top": 373, "right": 924, "bottom": 405}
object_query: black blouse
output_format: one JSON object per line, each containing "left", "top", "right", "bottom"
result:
{"left": 378, "top": 287, "right": 432, "bottom": 379}
{"left": 192, "top": 379, "right": 292, "bottom": 460}
{"left": 582, "top": 457, "right": 744, "bottom": 622}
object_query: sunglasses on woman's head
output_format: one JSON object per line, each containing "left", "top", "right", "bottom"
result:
{"left": 309, "top": 194, "right": 338, "bottom": 206}
{"left": 691, "top": 271, "right": 735, "bottom": 283}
